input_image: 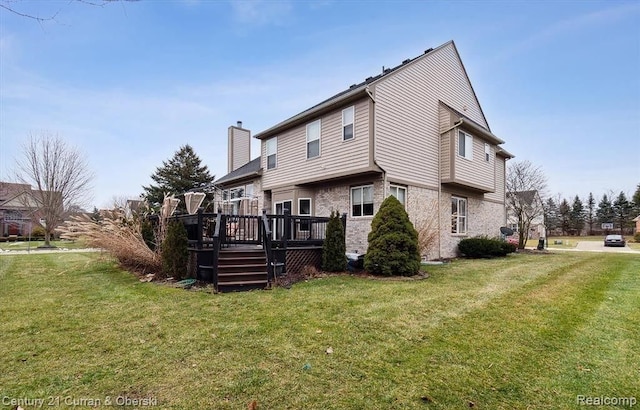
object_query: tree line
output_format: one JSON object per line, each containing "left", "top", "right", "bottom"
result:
{"left": 544, "top": 187, "right": 640, "bottom": 236}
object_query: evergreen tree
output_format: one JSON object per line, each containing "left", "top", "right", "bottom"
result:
{"left": 632, "top": 183, "right": 640, "bottom": 217}
{"left": 365, "top": 196, "right": 420, "bottom": 276}
{"left": 558, "top": 198, "right": 571, "bottom": 236}
{"left": 142, "top": 145, "right": 214, "bottom": 211}
{"left": 585, "top": 192, "right": 596, "bottom": 235}
{"left": 322, "top": 211, "right": 347, "bottom": 272}
{"left": 90, "top": 206, "right": 102, "bottom": 223}
{"left": 596, "top": 194, "right": 615, "bottom": 229}
{"left": 569, "top": 195, "right": 585, "bottom": 235}
{"left": 161, "top": 220, "right": 189, "bottom": 280}
{"left": 613, "top": 191, "right": 633, "bottom": 234}
{"left": 543, "top": 198, "right": 559, "bottom": 233}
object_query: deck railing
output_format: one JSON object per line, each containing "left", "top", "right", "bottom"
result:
{"left": 174, "top": 209, "right": 341, "bottom": 285}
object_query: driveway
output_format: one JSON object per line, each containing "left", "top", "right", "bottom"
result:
{"left": 572, "top": 241, "right": 639, "bottom": 254}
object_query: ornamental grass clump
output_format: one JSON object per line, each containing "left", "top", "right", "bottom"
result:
{"left": 365, "top": 195, "right": 421, "bottom": 276}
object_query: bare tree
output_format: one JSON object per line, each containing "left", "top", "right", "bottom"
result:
{"left": 506, "top": 160, "right": 547, "bottom": 249}
{"left": 1, "top": 0, "right": 137, "bottom": 23}
{"left": 14, "top": 132, "right": 93, "bottom": 247}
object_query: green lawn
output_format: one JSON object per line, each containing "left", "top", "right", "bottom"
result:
{"left": 0, "top": 252, "right": 638, "bottom": 409}
{"left": 0, "top": 239, "right": 87, "bottom": 251}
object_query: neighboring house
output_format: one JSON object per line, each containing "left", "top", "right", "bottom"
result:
{"left": 633, "top": 215, "right": 640, "bottom": 234}
{"left": 0, "top": 182, "right": 42, "bottom": 237}
{"left": 214, "top": 40, "right": 513, "bottom": 259}
{"left": 506, "top": 190, "right": 546, "bottom": 240}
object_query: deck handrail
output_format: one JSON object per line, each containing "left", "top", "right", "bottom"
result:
{"left": 261, "top": 209, "right": 274, "bottom": 284}
{"left": 211, "top": 212, "right": 223, "bottom": 291}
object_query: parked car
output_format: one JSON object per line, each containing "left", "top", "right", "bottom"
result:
{"left": 604, "top": 234, "right": 626, "bottom": 247}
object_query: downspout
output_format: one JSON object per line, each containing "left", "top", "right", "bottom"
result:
{"left": 438, "top": 132, "right": 442, "bottom": 260}
{"left": 366, "top": 87, "right": 387, "bottom": 198}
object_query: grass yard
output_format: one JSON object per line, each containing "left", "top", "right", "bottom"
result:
{"left": 0, "top": 252, "right": 638, "bottom": 409}
{"left": 0, "top": 239, "right": 87, "bottom": 251}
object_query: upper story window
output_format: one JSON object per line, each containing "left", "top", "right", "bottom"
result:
{"left": 458, "top": 130, "right": 473, "bottom": 160}
{"left": 451, "top": 196, "right": 468, "bottom": 234}
{"left": 306, "top": 120, "right": 321, "bottom": 159}
{"left": 342, "top": 106, "right": 355, "bottom": 141}
{"left": 351, "top": 185, "right": 374, "bottom": 217}
{"left": 266, "top": 137, "right": 277, "bottom": 169}
{"left": 389, "top": 185, "right": 406, "bottom": 207}
{"left": 485, "top": 143, "right": 491, "bottom": 162}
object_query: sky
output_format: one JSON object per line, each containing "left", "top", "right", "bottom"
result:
{"left": 1, "top": 0, "right": 639, "bottom": 209}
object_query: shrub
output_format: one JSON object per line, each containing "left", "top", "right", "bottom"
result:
{"left": 365, "top": 195, "right": 421, "bottom": 276}
{"left": 31, "top": 226, "right": 46, "bottom": 239}
{"left": 322, "top": 211, "right": 347, "bottom": 272}
{"left": 458, "top": 236, "right": 516, "bottom": 258}
{"left": 141, "top": 219, "right": 156, "bottom": 250}
{"left": 161, "top": 220, "right": 189, "bottom": 280}
{"left": 634, "top": 232, "right": 640, "bottom": 243}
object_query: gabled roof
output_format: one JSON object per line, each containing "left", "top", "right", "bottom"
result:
{"left": 214, "top": 157, "right": 262, "bottom": 186}
{"left": 439, "top": 101, "right": 504, "bottom": 145}
{"left": 255, "top": 40, "right": 490, "bottom": 140}
{"left": 507, "top": 190, "right": 539, "bottom": 205}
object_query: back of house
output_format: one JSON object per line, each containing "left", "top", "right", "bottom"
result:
{"left": 215, "top": 40, "right": 513, "bottom": 259}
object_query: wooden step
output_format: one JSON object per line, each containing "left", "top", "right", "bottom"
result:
{"left": 217, "top": 264, "right": 267, "bottom": 273}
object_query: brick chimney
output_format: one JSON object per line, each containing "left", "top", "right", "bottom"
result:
{"left": 228, "top": 121, "right": 251, "bottom": 173}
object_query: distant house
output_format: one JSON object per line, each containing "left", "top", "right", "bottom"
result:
{"left": 633, "top": 215, "right": 640, "bottom": 234}
{"left": 0, "top": 182, "right": 43, "bottom": 237}
{"left": 506, "top": 190, "right": 546, "bottom": 239}
{"left": 214, "top": 40, "right": 513, "bottom": 259}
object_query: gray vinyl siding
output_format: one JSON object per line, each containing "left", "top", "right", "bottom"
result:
{"left": 261, "top": 99, "right": 370, "bottom": 190}
{"left": 485, "top": 156, "right": 506, "bottom": 203}
{"left": 453, "top": 134, "right": 495, "bottom": 192}
{"left": 374, "top": 43, "right": 487, "bottom": 187}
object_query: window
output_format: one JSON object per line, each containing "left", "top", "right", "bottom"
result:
{"left": 342, "top": 106, "right": 355, "bottom": 141}
{"left": 389, "top": 185, "right": 406, "bottom": 207}
{"left": 266, "top": 137, "right": 277, "bottom": 169}
{"left": 485, "top": 143, "right": 491, "bottom": 162}
{"left": 306, "top": 120, "right": 321, "bottom": 159}
{"left": 351, "top": 185, "right": 374, "bottom": 217}
{"left": 451, "top": 196, "right": 468, "bottom": 234}
{"left": 299, "top": 198, "right": 311, "bottom": 231}
{"left": 458, "top": 130, "right": 473, "bottom": 160}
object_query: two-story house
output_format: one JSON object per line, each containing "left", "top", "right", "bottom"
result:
{"left": 215, "top": 40, "right": 513, "bottom": 259}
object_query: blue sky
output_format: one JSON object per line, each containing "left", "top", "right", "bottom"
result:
{"left": 1, "top": 0, "right": 639, "bottom": 208}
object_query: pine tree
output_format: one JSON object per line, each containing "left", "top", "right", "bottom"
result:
{"left": 364, "top": 196, "right": 420, "bottom": 276}
{"left": 543, "top": 198, "right": 559, "bottom": 233}
{"left": 632, "top": 183, "right": 640, "bottom": 217}
{"left": 322, "top": 211, "right": 346, "bottom": 272}
{"left": 596, "top": 194, "right": 615, "bottom": 230}
{"left": 142, "top": 145, "right": 214, "bottom": 211}
{"left": 586, "top": 192, "right": 596, "bottom": 235}
{"left": 558, "top": 198, "right": 571, "bottom": 236}
{"left": 613, "top": 191, "right": 633, "bottom": 234}
{"left": 90, "top": 206, "right": 102, "bottom": 223}
{"left": 569, "top": 196, "right": 585, "bottom": 235}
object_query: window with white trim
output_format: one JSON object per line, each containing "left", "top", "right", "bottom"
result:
{"left": 389, "top": 185, "right": 406, "bottom": 207}
{"left": 306, "top": 120, "right": 321, "bottom": 159}
{"left": 458, "top": 130, "right": 473, "bottom": 160}
{"left": 266, "top": 137, "right": 277, "bottom": 169}
{"left": 451, "top": 196, "right": 468, "bottom": 234}
{"left": 342, "top": 106, "right": 354, "bottom": 141}
{"left": 485, "top": 143, "right": 491, "bottom": 162}
{"left": 351, "top": 185, "right": 374, "bottom": 217}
